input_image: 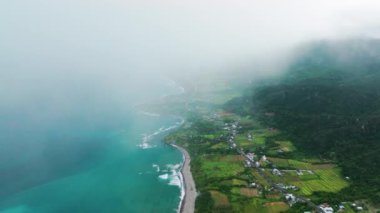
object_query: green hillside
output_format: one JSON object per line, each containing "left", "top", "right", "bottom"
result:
{"left": 226, "top": 39, "right": 380, "bottom": 204}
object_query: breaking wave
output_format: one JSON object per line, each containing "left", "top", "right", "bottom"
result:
{"left": 138, "top": 111, "right": 161, "bottom": 117}
{"left": 158, "top": 164, "right": 183, "bottom": 188}
{"left": 152, "top": 164, "right": 160, "bottom": 172}
{"left": 137, "top": 118, "right": 184, "bottom": 150}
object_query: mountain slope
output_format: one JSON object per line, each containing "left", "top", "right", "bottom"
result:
{"left": 226, "top": 39, "right": 380, "bottom": 203}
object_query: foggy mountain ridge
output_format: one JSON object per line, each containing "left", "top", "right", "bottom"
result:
{"left": 1, "top": 0, "right": 380, "bottom": 211}
{"left": 225, "top": 38, "right": 380, "bottom": 204}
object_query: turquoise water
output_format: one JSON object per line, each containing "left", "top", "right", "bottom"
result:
{"left": 0, "top": 111, "right": 183, "bottom": 213}
{"left": 0, "top": 79, "right": 185, "bottom": 213}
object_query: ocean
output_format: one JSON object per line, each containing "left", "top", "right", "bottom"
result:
{"left": 0, "top": 78, "right": 185, "bottom": 213}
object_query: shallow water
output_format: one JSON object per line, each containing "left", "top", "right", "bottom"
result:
{"left": 0, "top": 79, "right": 185, "bottom": 213}
{"left": 0, "top": 111, "right": 183, "bottom": 213}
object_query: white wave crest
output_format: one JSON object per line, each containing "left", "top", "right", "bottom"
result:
{"left": 137, "top": 142, "right": 157, "bottom": 149}
{"left": 152, "top": 164, "right": 160, "bottom": 172}
{"left": 166, "top": 163, "right": 181, "bottom": 170}
{"left": 158, "top": 173, "right": 169, "bottom": 180}
{"left": 158, "top": 164, "right": 183, "bottom": 188}
{"left": 138, "top": 111, "right": 161, "bottom": 117}
{"left": 137, "top": 118, "right": 184, "bottom": 150}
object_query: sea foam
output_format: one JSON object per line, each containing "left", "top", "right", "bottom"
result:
{"left": 158, "top": 173, "right": 169, "bottom": 180}
{"left": 137, "top": 118, "right": 184, "bottom": 150}
{"left": 158, "top": 164, "right": 183, "bottom": 188}
{"left": 152, "top": 164, "right": 160, "bottom": 172}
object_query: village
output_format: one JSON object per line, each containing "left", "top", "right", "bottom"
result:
{"left": 162, "top": 76, "right": 373, "bottom": 213}
{"left": 222, "top": 118, "right": 366, "bottom": 213}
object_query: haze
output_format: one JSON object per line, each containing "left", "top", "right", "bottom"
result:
{"left": 1, "top": 0, "right": 380, "bottom": 137}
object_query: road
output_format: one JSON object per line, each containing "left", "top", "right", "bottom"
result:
{"left": 172, "top": 144, "right": 197, "bottom": 213}
{"left": 226, "top": 122, "right": 324, "bottom": 213}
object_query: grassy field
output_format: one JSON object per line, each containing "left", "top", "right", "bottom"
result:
{"left": 235, "top": 135, "right": 254, "bottom": 149}
{"left": 275, "top": 141, "right": 297, "bottom": 152}
{"left": 210, "top": 142, "right": 229, "bottom": 150}
{"left": 221, "top": 179, "right": 248, "bottom": 187}
{"left": 291, "top": 168, "right": 349, "bottom": 196}
{"left": 165, "top": 94, "right": 351, "bottom": 212}
{"left": 252, "top": 170, "right": 271, "bottom": 187}
{"left": 242, "top": 199, "right": 289, "bottom": 213}
{"left": 239, "top": 188, "right": 260, "bottom": 197}
{"left": 267, "top": 157, "right": 331, "bottom": 170}
{"left": 235, "top": 128, "right": 280, "bottom": 151}
{"left": 264, "top": 157, "right": 349, "bottom": 196}
{"left": 210, "top": 190, "right": 230, "bottom": 207}
{"left": 197, "top": 155, "right": 245, "bottom": 179}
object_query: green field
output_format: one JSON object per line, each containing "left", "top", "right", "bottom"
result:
{"left": 264, "top": 157, "right": 349, "bottom": 196}
{"left": 210, "top": 142, "right": 229, "bottom": 150}
{"left": 291, "top": 168, "right": 349, "bottom": 195}
{"left": 242, "top": 199, "right": 289, "bottom": 213}
{"left": 252, "top": 170, "right": 271, "bottom": 187}
{"left": 165, "top": 92, "right": 351, "bottom": 212}
{"left": 235, "top": 128, "right": 279, "bottom": 150}
{"left": 274, "top": 141, "right": 296, "bottom": 152}
{"left": 197, "top": 155, "right": 245, "bottom": 179}
{"left": 210, "top": 190, "right": 230, "bottom": 207}
{"left": 221, "top": 179, "right": 248, "bottom": 187}
{"left": 268, "top": 157, "right": 324, "bottom": 170}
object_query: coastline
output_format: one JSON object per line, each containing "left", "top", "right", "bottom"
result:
{"left": 171, "top": 144, "right": 197, "bottom": 213}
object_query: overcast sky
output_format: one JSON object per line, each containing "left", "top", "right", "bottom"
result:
{"left": 1, "top": 0, "right": 380, "bottom": 108}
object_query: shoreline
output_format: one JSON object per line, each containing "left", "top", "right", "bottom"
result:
{"left": 171, "top": 144, "right": 197, "bottom": 213}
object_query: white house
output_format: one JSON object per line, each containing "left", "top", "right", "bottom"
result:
{"left": 261, "top": 155, "right": 267, "bottom": 161}
{"left": 285, "top": 193, "right": 296, "bottom": 204}
{"left": 272, "top": 168, "right": 282, "bottom": 176}
{"left": 255, "top": 161, "right": 260, "bottom": 168}
{"left": 319, "top": 203, "right": 334, "bottom": 213}
{"left": 247, "top": 153, "right": 255, "bottom": 161}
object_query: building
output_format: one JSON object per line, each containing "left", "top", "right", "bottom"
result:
{"left": 272, "top": 168, "right": 282, "bottom": 176}
{"left": 246, "top": 152, "right": 255, "bottom": 161}
{"left": 319, "top": 203, "right": 334, "bottom": 213}
{"left": 255, "top": 161, "right": 260, "bottom": 168}
{"left": 285, "top": 193, "right": 296, "bottom": 205}
{"left": 296, "top": 170, "right": 303, "bottom": 176}
{"left": 261, "top": 155, "right": 267, "bottom": 161}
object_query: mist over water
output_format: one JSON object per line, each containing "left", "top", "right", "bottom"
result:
{"left": 0, "top": 77, "right": 185, "bottom": 212}
{"left": 1, "top": 0, "right": 380, "bottom": 212}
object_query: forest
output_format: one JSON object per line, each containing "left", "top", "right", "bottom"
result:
{"left": 225, "top": 39, "right": 380, "bottom": 204}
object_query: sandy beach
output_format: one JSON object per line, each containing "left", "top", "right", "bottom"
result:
{"left": 172, "top": 144, "right": 197, "bottom": 213}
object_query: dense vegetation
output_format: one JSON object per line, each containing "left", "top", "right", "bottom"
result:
{"left": 226, "top": 39, "right": 380, "bottom": 204}
{"left": 166, "top": 113, "right": 295, "bottom": 213}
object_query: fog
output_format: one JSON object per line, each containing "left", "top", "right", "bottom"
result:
{"left": 1, "top": 0, "right": 380, "bottom": 197}
{"left": 1, "top": 2, "right": 380, "bottom": 132}
{"left": 1, "top": 0, "right": 380, "bottom": 88}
